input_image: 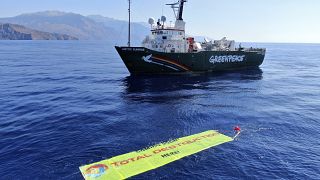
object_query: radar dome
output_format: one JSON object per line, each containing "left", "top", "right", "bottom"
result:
{"left": 161, "top": 16, "right": 167, "bottom": 23}
{"left": 148, "top": 17, "right": 155, "bottom": 25}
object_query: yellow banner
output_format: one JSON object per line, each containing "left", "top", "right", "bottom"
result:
{"left": 79, "top": 130, "right": 233, "bottom": 180}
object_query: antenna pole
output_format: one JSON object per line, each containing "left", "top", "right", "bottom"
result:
{"left": 128, "top": 0, "right": 131, "bottom": 47}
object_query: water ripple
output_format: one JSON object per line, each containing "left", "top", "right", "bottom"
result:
{"left": 0, "top": 41, "right": 319, "bottom": 179}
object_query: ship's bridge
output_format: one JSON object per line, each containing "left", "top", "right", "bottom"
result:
{"left": 151, "top": 27, "right": 185, "bottom": 40}
{"left": 142, "top": 19, "right": 188, "bottom": 53}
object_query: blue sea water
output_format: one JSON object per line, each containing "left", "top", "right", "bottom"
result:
{"left": 0, "top": 41, "right": 319, "bottom": 179}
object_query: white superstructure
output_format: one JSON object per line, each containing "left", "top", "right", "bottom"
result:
{"left": 142, "top": 19, "right": 188, "bottom": 53}
{"left": 142, "top": 0, "right": 236, "bottom": 53}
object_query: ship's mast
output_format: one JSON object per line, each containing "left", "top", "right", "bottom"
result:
{"left": 166, "top": 0, "right": 187, "bottom": 21}
{"left": 128, "top": 0, "right": 131, "bottom": 47}
{"left": 177, "top": 0, "right": 186, "bottom": 20}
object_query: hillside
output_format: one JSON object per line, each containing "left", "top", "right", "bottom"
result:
{"left": 87, "top": 15, "right": 149, "bottom": 43}
{"left": 0, "top": 11, "right": 149, "bottom": 43}
{"left": 0, "top": 23, "right": 78, "bottom": 40}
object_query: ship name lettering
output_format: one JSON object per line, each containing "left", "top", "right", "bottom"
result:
{"left": 133, "top": 48, "right": 145, "bottom": 52}
{"left": 121, "top": 48, "right": 144, "bottom": 52}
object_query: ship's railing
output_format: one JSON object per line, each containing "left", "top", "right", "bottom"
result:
{"left": 235, "top": 48, "right": 266, "bottom": 55}
{"left": 151, "top": 25, "right": 178, "bottom": 31}
{"left": 236, "top": 47, "right": 266, "bottom": 52}
{"left": 247, "top": 48, "right": 266, "bottom": 53}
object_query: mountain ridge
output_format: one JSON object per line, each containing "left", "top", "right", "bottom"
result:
{"left": 0, "top": 11, "right": 149, "bottom": 44}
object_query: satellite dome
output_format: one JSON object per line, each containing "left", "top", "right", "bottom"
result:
{"left": 161, "top": 16, "right": 167, "bottom": 23}
{"left": 148, "top": 17, "right": 155, "bottom": 25}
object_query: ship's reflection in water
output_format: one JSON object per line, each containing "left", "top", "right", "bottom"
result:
{"left": 122, "top": 68, "right": 263, "bottom": 103}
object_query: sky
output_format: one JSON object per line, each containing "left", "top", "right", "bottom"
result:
{"left": 1, "top": 0, "right": 320, "bottom": 43}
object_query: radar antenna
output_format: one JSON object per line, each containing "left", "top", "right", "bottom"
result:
{"left": 166, "top": 0, "right": 187, "bottom": 20}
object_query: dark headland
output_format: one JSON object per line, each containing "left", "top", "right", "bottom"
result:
{"left": 0, "top": 23, "right": 78, "bottom": 40}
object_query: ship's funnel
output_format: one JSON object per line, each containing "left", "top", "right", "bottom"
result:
{"left": 177, "top": 0, "right": 187, "bottom": 20}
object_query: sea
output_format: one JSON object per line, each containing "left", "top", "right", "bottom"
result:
{"left": 0, "top": 41, "right": 319, "bottom": 179}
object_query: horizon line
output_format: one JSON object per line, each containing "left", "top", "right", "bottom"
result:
{"left": 0, "top": 40, "right": 319, "bottom": 45}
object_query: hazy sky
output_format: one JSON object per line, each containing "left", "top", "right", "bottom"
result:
{"left": 1, "top": 0, "right": 320, "bottom": 43}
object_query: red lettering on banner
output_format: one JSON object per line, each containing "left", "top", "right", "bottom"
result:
{"left": 136, "top": 156, "right": 144, "bottom": 160}
{"left": 177, "top": 143, "right": 183, "bottom": 147}
{"left": 111, "top": 162, "right": 120, "bottom": 167}
{"left": 120, "top": 160, "right": 129, "bottom": 165}
{"left": 144, "top": 154, "right": 152, "bottom": 158}
{"left": 110, "top": 133, "right": 219, "bottom": 167}
{"left": 153, "top": 149, "right": 162, "bottom": 154}
{"left": 182, "top": 141, "right": 191, "bottom": 145}
{"left": 111, "top": 154, "right": 153, "bottom": 167}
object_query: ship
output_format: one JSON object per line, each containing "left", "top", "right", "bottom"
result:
{"left": 115, "top": 0, "right": 266, "bottom": 74}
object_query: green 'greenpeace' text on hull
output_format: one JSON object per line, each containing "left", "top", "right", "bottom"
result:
{"left": 115, "top": 46, "right": 265, "bottom": 74}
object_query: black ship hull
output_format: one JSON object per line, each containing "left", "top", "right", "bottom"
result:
{"left": 115, "top": 46, "right": 265, "bottom": 74}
